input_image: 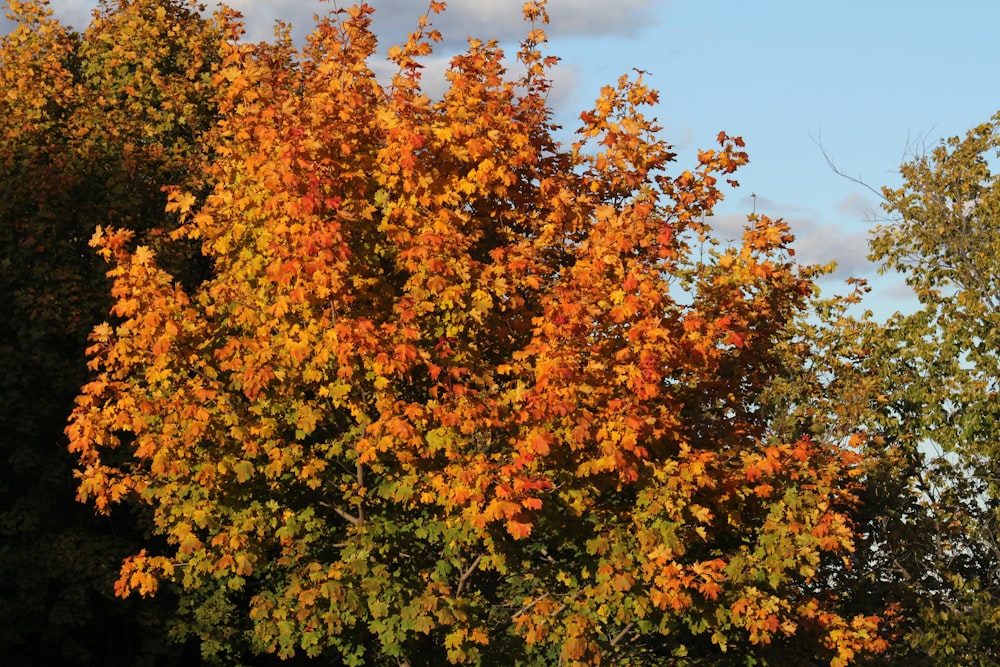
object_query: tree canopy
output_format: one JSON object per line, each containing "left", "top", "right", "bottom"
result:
{"left": 63, "top": 1, "right": 890, "bottom": 665}
{"left": 9, "top": 1, "right": 1000, "bottom": 666}
{"left": 859, "top": 113, "right": 1000, "bottom": 665}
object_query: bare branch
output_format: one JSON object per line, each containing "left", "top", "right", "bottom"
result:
{"left": 319, "top": 501, "right": 362, "bottom": 526}
{"left": 610, "top": 622, "right": 635, "bottom": 648}
{"left": 812, "top": 131, "right": 887, "bottom": 201}
{"left": 456, "top": 554, "right": 483, "bottom": 596}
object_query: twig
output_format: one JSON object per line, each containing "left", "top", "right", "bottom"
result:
{"left": 456, "top": 554, "right": 483, "bottom": 596}
{"left": 610, "top": 622, "right": 635, "bottom": 648}
{"left": 319, "top": 500, "right": 362, "bottom": 526}
{"left": 511, "top": 593, "right": 549, "bottom": 620}
{"left": 812, "top": 131, "right": 887, "bottom": 201}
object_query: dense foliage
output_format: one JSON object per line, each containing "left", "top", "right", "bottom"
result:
{"left": 0, "top": 0, "right": 225, "bottom": 663}
{"left": 859, "top": 113, "right": 1000, "bottom": 665}
{"left": 3, "top": 0, "right": 999, "bottom": 665}
{"left": 63, "top": 2, "right": 889, "bottom": 665}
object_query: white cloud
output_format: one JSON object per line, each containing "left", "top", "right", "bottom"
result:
{"left": 835, "top": 190, "right": 881, "bottom": 221}
{"left": 48, "top": 0, "right": 96, "bottom": 29}
{"left": 873, "top": 277, "right": 919, "bottom": 314}
{"left": 14, "top": 0, "right": 664, "bottom": 38}
{"left": 709, "top": 199, "right": 918, "bottom": 319}
{"left": 17, "top": 0, "right": 651, "bottom": 109}
{"left": 171, "top": 0, "right": 660, "bottom": 46}
{"left": 359, "top": 0, "right": 659, "bottom": 44}
{"left": 789, "top": 220, "right": 871, "bottom": 278}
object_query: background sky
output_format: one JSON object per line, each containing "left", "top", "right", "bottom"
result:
{"left": 8, "top": 0, "right": 1000, "bottom": 319}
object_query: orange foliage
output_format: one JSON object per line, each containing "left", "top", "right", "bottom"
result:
{"left": 66, "top": 1, "right": 889, "bottom": 664}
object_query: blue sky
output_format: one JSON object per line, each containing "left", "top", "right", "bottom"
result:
{"left": 9, "top": 0, "right": 1000, "bottom": 318}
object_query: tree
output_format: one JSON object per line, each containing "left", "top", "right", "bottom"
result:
{"left": 0, "top": 0, "right": 227, "bottom": 663}
{"left": 852, "top": 112, "right": 1000, "bottom": 665}
{"left": 66, "top": 2, "right": 890, "bottom": 664}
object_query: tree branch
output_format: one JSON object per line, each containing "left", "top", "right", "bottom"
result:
{"left": 812, "top": 131, "right": 887, "bottom": 201}
{"left": 356, "top": 461, "right": 366, "bottom": 525}
{"left": 456, "top": 554, "right": 483, "bottom": 596}
{"left": 511, "top": 593, "right": 549, "bottom": 620}
{"left": 610, "top": 622, "right": 635, "bottom": 648}
{"left": 319, "top": 501, "right": 362, "bottom": 526}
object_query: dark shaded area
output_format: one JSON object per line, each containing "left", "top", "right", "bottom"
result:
{"left": 0, "top": 1, "right": 222, "bottom": 664}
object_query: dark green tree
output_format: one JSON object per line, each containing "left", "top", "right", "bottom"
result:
{"left": 0, "top": 0, "right": 227, "bottom": 663}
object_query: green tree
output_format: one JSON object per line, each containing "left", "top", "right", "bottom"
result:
{"left": 851, "top": 112, "right": 1000, "bottom": 665}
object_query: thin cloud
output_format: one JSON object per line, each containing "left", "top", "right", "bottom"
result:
{"left": 1, "top": 0, "right": 94, "bottom": 33}
{"left": 45, "top": 0, "right": 95, "bottom": 30}
{"left": 790, "top": 221, "right": 871, "bottom": 278}
{"left": 17, "top": 0, "right": 617, "bottom": 114}
{"left": 212, "top": 0, "right": 660, "bottom": 46}
{"left": 709, "top": 195, "right": 877, "bottom": 282}
{"left": 363, "top": 0, "right": 660, "bottom": 43}
{"left": 835, "top": 191, "right": 883, "bottom": 225}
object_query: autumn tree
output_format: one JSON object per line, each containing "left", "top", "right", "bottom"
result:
{"left": 0, "top": 0, "right": 227, "bottom": 663}
{"left": 67, "top": 2, "right": 891, "bottom": 664}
